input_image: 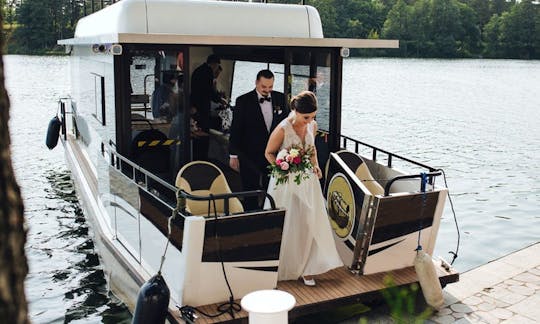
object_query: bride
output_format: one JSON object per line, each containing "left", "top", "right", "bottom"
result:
{"left": 264, "top": 91, "right": 343, "bottom": 286}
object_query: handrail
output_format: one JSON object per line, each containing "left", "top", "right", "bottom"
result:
{"left": 339, "top": 133, "right": 440, "bottom": 185}
{"left": 340, "top": 134, "right": 436, "bottom": 172}
{"left": 383, "top": 171, "right": 442, "bottom": 196}
{"left": 101, "top": 142, "right": 276, "bottom": 216}
{"left": 178, "top": 189, "right": 276, "bottom": 214}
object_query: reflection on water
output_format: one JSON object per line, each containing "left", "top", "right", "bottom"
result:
{"left": 4, "top": 55, "right": 540, "bottom": 322}
{"left": 27, "top": 170, "right": 131, "bottom": 323}
{"left": 25, "top": 170, "right": 131, "bottom": 324}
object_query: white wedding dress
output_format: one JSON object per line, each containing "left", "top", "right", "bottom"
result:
{"left": 267, "top": 118, "right": 343, "bottom": 280}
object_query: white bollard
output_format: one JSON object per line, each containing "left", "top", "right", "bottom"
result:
{"left": 241, "top": 290, "right": 296, "bottom": 324}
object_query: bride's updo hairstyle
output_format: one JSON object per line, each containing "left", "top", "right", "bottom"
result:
{"left": 291, "top": 91, "right": 318, "bottom": 114}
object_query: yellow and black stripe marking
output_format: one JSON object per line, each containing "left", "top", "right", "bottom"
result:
{"left": 137, "top": 139, "right": 182, "bottom": 148}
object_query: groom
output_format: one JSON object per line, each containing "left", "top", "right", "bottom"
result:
{"left": 229, "top": 69, "right": 289, "bottom": 210}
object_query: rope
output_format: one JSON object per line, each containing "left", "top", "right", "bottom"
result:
{"left": 158, "top": 189, "right": 185, "bottom": 274}
{"left": 437, "top": 168, "right": 460, "bottom": 265}
{"left": 415, "top": 172, "right": 428, "bottom": 252}
{"left": 178, "top": 194, "right": 241, "bottom": 320}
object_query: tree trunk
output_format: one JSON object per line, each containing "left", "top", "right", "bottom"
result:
{"left": 0, "top": 9, "right": 30, "bottom": 324}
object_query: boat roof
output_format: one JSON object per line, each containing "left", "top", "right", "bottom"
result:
{"left": 58, "top": 0, "right": 398, "bottom": 49}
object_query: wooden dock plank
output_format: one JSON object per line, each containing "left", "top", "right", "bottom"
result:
{"left": 170, "top": 264, "right": 459, "bottom": 323}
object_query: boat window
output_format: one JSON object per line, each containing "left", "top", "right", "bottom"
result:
{"left": 128, "top": 49, "right": 187, "bottom": 186}
{"left": 288, "top": 49, "right": 333, "bottom": 171}
{"left": 91, "top": 73, "right": 106, "bottom": 126}
{"left": 230, "top": 62, "right": 284, "bottom": 104}
{"left": 130, "top": 55, "right": 155, "bottom": 119}
{"left": 288, "top": 51, "right": 331, "bottom": 132}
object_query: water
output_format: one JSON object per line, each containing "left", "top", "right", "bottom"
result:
{"left": 4, "top": 55, "right": 540, "bottom": 322}
{"left": 341, "top": 58, "right": 540, "bottom": 270}
{"left": 4, "top": 55, "right": 131, "bottom": 323}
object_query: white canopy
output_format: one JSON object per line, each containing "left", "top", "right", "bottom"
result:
{"left": 58, "top": 0, "right": 398, "bottom": 49}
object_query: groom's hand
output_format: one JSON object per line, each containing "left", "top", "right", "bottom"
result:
{"left": 229, "top": 156, "right": 240, "bottom": 172}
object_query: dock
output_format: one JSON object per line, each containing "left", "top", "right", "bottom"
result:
{"left": 170, "top": 262, "right": 458, "bottom": 323}
{"left": 341, "top": 241, "right": 540, "bottom": 323}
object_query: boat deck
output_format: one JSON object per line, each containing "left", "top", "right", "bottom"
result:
{"left": 171, "top": 263, "right": 459, "bottom": 323}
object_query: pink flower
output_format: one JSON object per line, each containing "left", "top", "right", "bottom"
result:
{"left": 276, "top": 158, "right": 283, "bottom": 165}
{"left": 293, "top": 156, "right": 301, "bottom": 164}
{"left": 286, "top": 155, "right": 293, "bottom": 162}
{"left": 280, "top": 162, "right": 290, "bottom": 171}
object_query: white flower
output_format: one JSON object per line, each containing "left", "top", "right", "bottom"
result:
{"left": 289, "top": 148, "right": 300, "bottom": 158}
{"left": 276, "top": 149, "right": 288, "bottom": 160}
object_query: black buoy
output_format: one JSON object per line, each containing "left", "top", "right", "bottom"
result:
{"left": 132, "top": 273, "right": 170, "bottom": 324}
{"left": 46, "top": 116, "right": 62, "bottom": 149}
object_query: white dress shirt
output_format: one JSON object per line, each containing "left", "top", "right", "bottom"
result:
{"left": 257, "top": 91, "right": 273, "bottom": 132}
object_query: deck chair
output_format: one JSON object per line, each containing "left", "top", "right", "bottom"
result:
{"left": 334, "top": 150, "right": 384, "bottom": 196}
{"left": 175, "top": 161, "right": 244, "bottom": 215}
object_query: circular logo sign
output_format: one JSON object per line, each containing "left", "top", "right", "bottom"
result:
{"left": 327, "top": 173, "right": 355, "bottom": 239}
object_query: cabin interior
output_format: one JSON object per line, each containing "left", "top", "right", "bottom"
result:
{"left": 115, "top": 44, "right": 342, "bottom": 207}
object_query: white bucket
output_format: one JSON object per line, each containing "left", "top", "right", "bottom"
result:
{"left": 241, "top": 290, "right": 296, "bottom": 324}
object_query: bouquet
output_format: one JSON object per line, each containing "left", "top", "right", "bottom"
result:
{"left": 268, "top": 144, "right": 315, "bottom": 186}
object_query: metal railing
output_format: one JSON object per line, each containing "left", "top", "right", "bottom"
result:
{"left": 339, "top": 134, "right": 441, "bottom": 186}
{"left": 101, "top": 141, "right": 276, "bottom": 216}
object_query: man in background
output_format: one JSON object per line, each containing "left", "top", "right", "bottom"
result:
{"left": 190, "top": 54, "right": 221, "bottom": 160}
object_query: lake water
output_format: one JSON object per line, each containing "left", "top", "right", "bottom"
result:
{"left": 4, "top": 55, "right": 540, "bottom": 323}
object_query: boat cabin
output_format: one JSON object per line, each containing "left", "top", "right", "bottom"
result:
{"left": 58, "top": 0, "right": 457, "bottom": 322}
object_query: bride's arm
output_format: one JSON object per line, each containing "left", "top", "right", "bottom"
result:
{"left": 265, "top": 126, "right": 285, "bottom": 164}
{"left": 311, "top": 121, "right": 322, "bottom": 179}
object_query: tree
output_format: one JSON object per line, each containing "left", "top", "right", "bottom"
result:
{"left": 429, "top": 0, "right": 463, "bottom": 57}
{"left": 499, "top": 0, "right": 539, "bottom": 59}
{"left": 382, "top": 0, "right": 412, "bottom": 55}
{"left": 307, "top": 0, "right": 339, "bottom": 37}
{"left": 456, "top": 1, "right": 482, "bottom": 57}
{"left": 8, "top": 0, "right": 86, "bottom": 54}
{"left": 408, "top": 0, "right": 431, "bottom": 56}
{"left": 490, "top": 0, "right": 511, "bottom": 16}
{"left": 0, "top": 6, "right": 29, "bottom": 324}
{"left": 483, "top": 13, "right": 504, "bottom": 58}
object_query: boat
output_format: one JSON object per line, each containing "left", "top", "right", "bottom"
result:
{"left": 56, "top": 0, "right": 459, "bottom": 322}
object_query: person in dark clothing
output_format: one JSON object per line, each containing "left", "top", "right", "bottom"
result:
{"left": 190, "top": 54, "right": 221, "bottom": 160}
{"left": 151, "top": 72, "right": 178, "bottom": 120}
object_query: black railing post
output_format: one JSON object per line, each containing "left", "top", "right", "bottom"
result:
{"left": 60, "top": 101, "right": 67, "bottom": 140}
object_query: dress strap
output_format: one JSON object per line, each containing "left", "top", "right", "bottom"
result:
{"left": 281, "top": 118, "right": 295, "bottom": 136}
{"left": 305, "top": 121, "right": 316, "bottom": 146}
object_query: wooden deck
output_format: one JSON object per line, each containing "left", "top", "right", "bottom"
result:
{"left": 170, "top": 263, "right": 459, "bottom": 323}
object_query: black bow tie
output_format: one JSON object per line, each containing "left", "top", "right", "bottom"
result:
{"left": 259, "top": 96, "right": 271, "bottom": 104}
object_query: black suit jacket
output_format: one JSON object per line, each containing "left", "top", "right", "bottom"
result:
{"left": 190, "top": 63, "right": 219, "bottom": 131}
{"left": 229, "top": 89, "right": 289, "bottom": 175}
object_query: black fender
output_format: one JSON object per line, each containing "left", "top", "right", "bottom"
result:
{"left": 132, "top": 274, "right": 170, "bottom": 324}
{"left": 46, "top": 116, "right": 62, "bottom": 149}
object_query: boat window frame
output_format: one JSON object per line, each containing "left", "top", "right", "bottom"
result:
{"left": 91, "top": 72, "right": 106, "bottom": 126}
{"left": 115, "top": 43, "right": 343, "bottom": 167}
{"left": 115, "top": 44, "right": 190, "bottom": 163}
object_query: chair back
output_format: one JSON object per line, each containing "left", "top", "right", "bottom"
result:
{"left": 334, "top": 150, "right": 384, "bottom": 196}
{"left": 175, "top": 161, "right": 244, "bottom": 215}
